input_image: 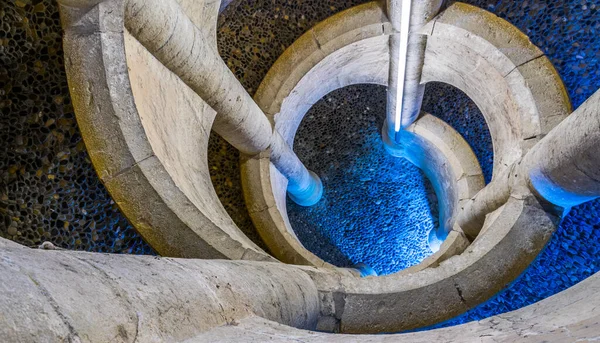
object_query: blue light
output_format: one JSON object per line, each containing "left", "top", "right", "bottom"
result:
{"left": 287, "top": 85, "right": 438, "bottom": 276}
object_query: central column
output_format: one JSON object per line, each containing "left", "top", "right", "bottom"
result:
{"left": 383, "top": 0, "right": 445, "bottom": 249}
{"left": 384, "top": 0, "right": 443, "bottom": 144}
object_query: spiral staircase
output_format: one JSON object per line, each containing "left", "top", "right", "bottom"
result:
{"left": 1, "top": 0, "right": 600, "bottom": 341}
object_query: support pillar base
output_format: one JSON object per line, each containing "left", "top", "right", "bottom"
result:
{"left": 287, "top": 171, "right": 324, "bottom": 207}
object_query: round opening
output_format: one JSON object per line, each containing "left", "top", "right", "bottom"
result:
{"left": 286, "top": 84, "right": 440, "bottom": 275}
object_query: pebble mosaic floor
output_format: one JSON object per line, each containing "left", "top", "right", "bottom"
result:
{"left": 287, "top": 82, "right": 492, "bottom": 275}
{"left": 287, "top": 85, "right": 438, "bottom": 275}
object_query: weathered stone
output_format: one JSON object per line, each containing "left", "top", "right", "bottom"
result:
{"left": 422, "top": 3, "right": 570, "bottom": 178}
{"left": 0, "top": 240, "right": 320, "bottom": 342}
{"left": 246, "top": 3, "right": 391, "bottom": 266}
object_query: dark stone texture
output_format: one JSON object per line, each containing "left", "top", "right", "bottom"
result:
{"left": 0, "top": 0, "right": 153, "bottom": 254}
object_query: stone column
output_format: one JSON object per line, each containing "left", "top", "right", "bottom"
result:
{"left": 270, "top": 132, "right": 323, "bottom": 206}
{"left": 458, "top": 89, "right": 600, "bottom": 237}
{"left": 456, "top": 167, "right": 512, "bottom": 239}
{"left": 124, "top": 0, "right": 272, "bottom": 155}
{"left": 523, "top": 88, "right": 600, "bottom": 208}
{"left": 59, "top": 0, "right": 322, "bottom": 205}
{"left": 384, "top": 0, "right": 443, "bottom": 142}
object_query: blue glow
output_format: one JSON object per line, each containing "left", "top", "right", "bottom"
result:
{"left": 353, "top": 262, "right": 379, "bottom": 277}
{"left": 287, "top": 85, "right": 437, "bottom": 276}
{"left": 424, "top": 198, "right": 600, "bottom": 329}
{"left": 530, "top": 168, "right": 598, "bottom": 208}
{"left": 287, "top": 171, "right": 324, "bottom": 207}
{"left": 382, "top": 127, "right": 455, "bottom": 249}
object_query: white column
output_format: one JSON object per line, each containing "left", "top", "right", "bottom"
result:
{"left": 384, "top": 0, "right": 443, "bottom": 143}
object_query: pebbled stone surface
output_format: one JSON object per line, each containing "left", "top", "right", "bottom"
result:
{"left": 0, "top": 0, "right": 153, "bottom": 254}
{"left": 287, "top": 85, "right": 438, "bottom": 275}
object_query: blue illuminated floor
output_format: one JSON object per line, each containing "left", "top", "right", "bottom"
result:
{"left": 287, "top": 85, "right": 437, "bottom": 275}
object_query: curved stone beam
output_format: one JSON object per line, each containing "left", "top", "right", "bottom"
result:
{"left": 402, "top": 115, "right": 485, "bottom": 245}
{"left": 61, "top": 1, "right": 273, "bottom": 260}
{"left": 383, "top": 122, "right": 460, "bottom": 247}
{"left": 0, "top": 191, "right": 559, "bottom": 336}
{"left": 177, "top": 0, "right": 222, "bottom": 46}
{"left": 190, "top": 268, "right": 600, "bottom": 342}
{"left": 255, "top": 2, "right": 392, "bottom": 124}
{"left": 306, "top": 191, "right": 558, "bottom": 333}
{"left": 420, "top": 2, "right": 571, "bottom": 179}
{"left": 0, "top": 240, "right": 319, "bottom": 342}
{"left": 408, "top": 115, "right": 485, "bottom": 208}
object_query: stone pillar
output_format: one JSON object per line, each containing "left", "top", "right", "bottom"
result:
{"left": 124, "top": 0, "right": 322, "bottom": 205}
{"left": 384, "top": 0, "right": 443, "bottom": 142}
{"left": 458, "top": 89, "right": 600, "bottom": 237}
{"left": 456, "top": 168, "right": 512, "bottom": 239}
{"left": 523, "top": 88, "right": 600, "bottom": 208}
{"left": 124, "top": 0, "right": 272, "bottom": 155}
{"left": 0, "top": 239, "right": 319, "bottom": 342}
{"left": 270, "top": 132, "right": 323, "bottom": 206}
{"left": 60, "top": 0, "right": 322, "bottom": 205}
